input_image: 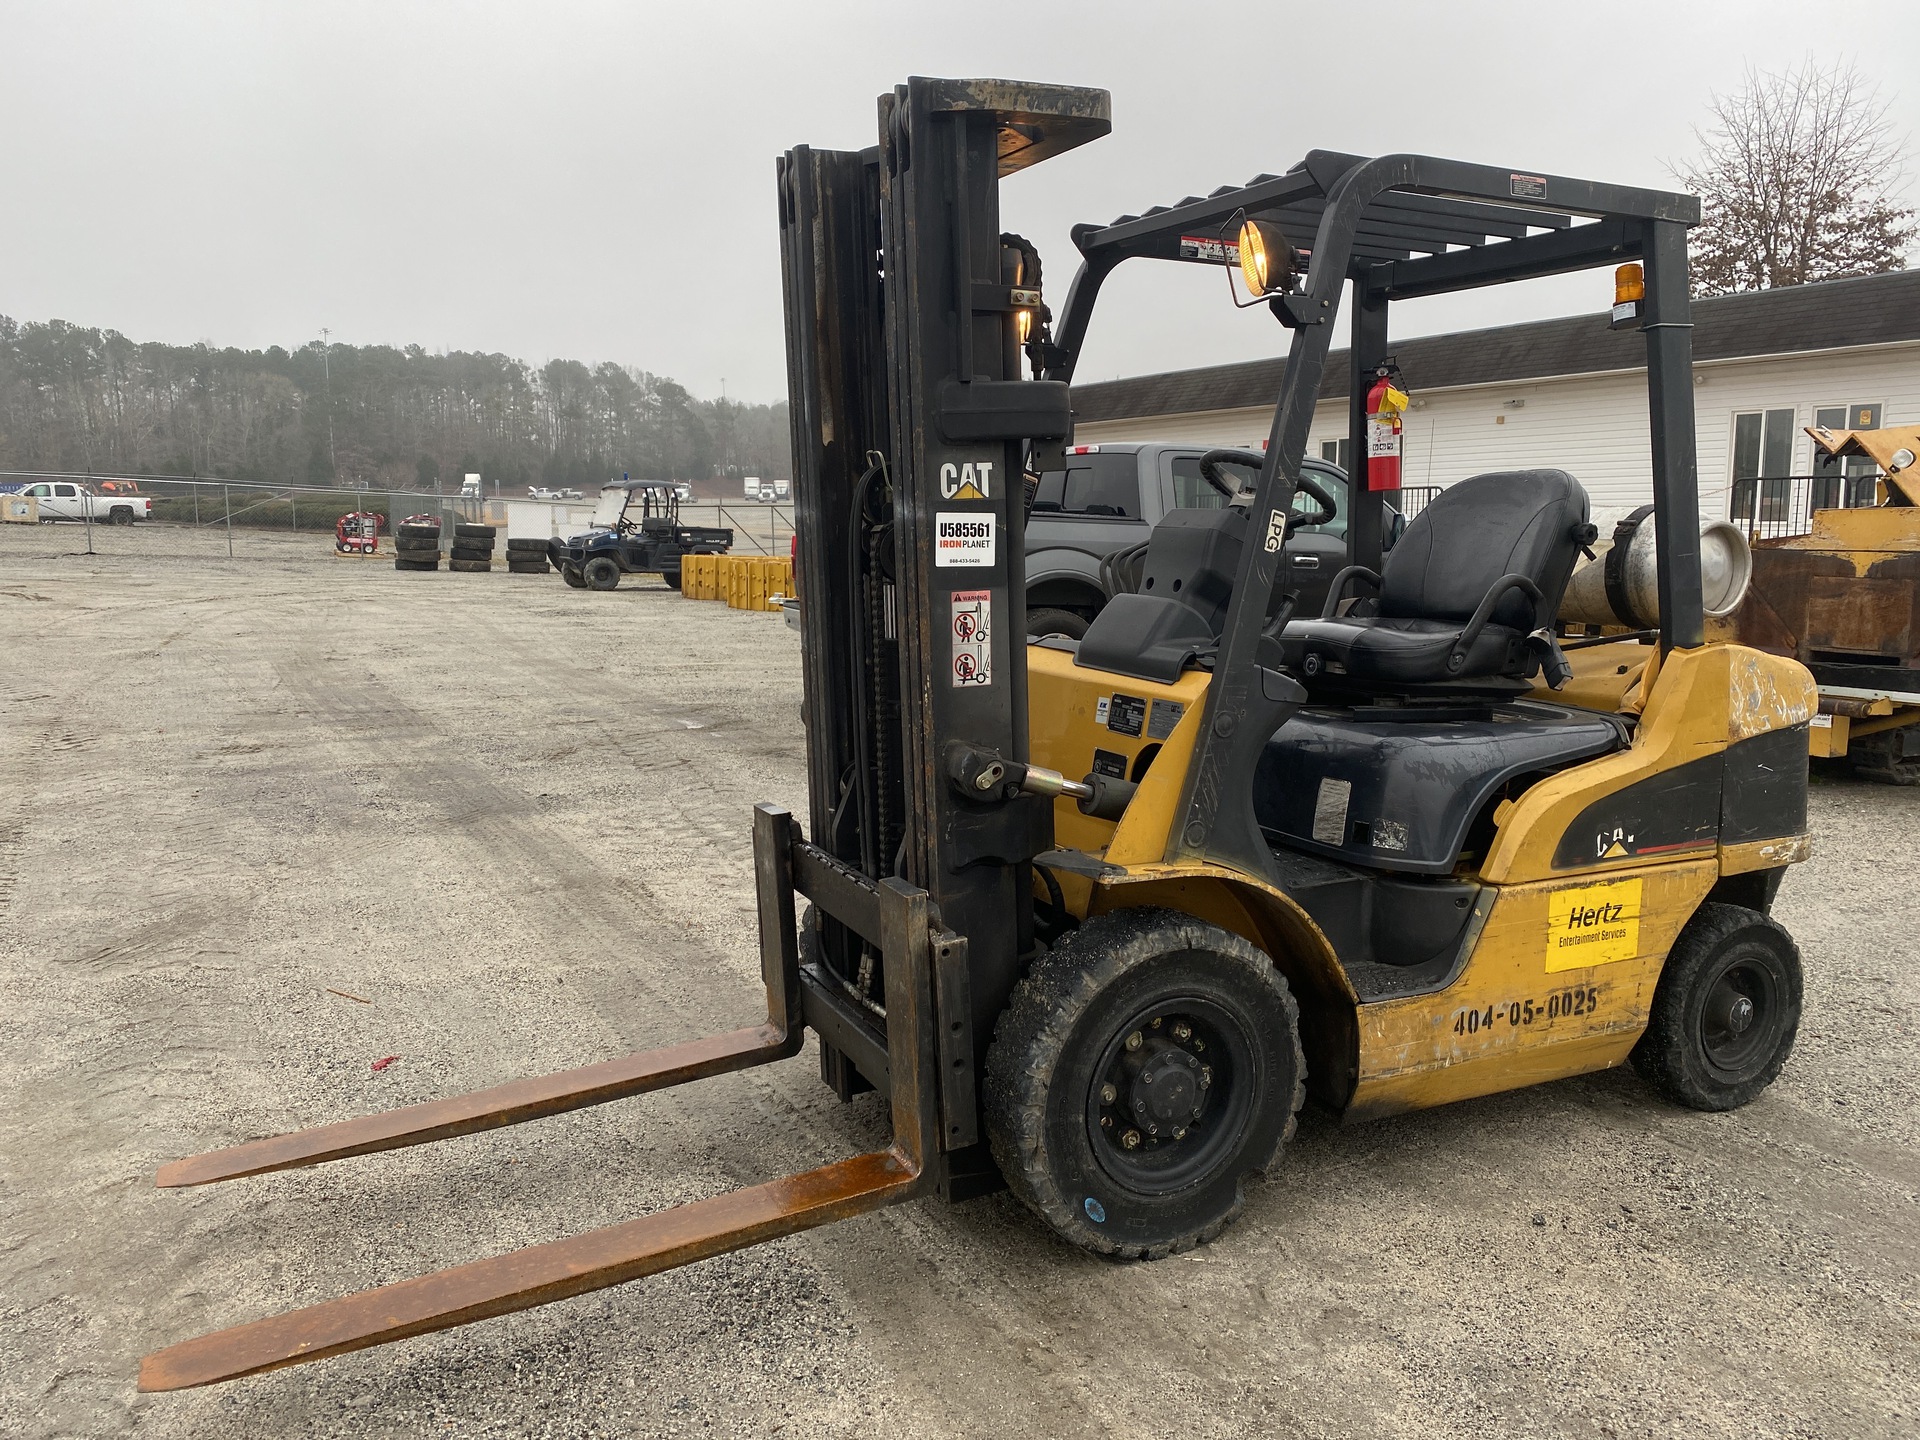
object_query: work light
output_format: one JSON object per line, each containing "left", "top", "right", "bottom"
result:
{"left": 1610, "top": 263, "right": 1644, "bottom": 327}
{"left": 1237, "top": 218, "right": 1299, "bottom": 298}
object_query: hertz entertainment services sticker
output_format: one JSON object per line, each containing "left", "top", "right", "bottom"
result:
{"left": 1544, "top": 878, "right": 1642, "bottom": 971}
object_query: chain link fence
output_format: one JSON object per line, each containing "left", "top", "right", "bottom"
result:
{"left": 0, "top": 473, "right": 795, "bottom": 566}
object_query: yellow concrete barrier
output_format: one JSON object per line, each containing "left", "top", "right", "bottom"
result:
{"left": 684, "top": 553, "right": 720, "bottom": 600}
{"left": 696, "top": 554, "right": 790, "bottom": 611}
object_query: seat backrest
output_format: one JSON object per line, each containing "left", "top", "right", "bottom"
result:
{"left": 1379, "top": 469, "right": 1591, "bottom": 629}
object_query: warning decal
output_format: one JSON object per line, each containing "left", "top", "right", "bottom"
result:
{"left": 951, "top": 590, "right": 992, "bottom": 687}
{"left": 1544, "top": 878, "right": 1643, "bottom": 972}
{"left": 1178, "top": 234, "right": 1239, "bottom": 265}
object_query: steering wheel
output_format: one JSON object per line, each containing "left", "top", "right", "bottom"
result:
{"left": 1290, "top": 471, "right": 1339, "bottom": 528}
{"left": 1197, "top": 447, "right": 1264, "bottom": 498}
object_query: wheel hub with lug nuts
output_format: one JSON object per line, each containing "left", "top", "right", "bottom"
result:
{"left": 1093, "top": 1005, "right": 1225, "bottom": 1187}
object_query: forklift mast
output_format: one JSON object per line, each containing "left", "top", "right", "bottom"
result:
{"left": 779, "top": 79, "right": 1110, "bottom": 1143}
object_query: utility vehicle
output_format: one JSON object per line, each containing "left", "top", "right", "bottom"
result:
{"left": 548, "top": 479, "right": 732, "bottom": 591}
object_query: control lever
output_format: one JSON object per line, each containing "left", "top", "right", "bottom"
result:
{"left": 1528, "top": 628, "right": 1574, "bottom": 690}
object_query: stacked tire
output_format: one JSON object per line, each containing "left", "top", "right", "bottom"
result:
{"left": 506, "top": 538, "right": 552, "bottom": 575}
{"left": 394, "top": 521, "right": 442, "bottom": 571}
{"left": 449, "top": 523, "right": 496, "bottom": 574}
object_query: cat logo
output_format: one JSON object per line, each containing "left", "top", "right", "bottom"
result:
{"left": 940, "top": 460, "right": 993, "bottom": 501}
{"left": 1595, "top": 826, "right": 1635, "bottom": 859}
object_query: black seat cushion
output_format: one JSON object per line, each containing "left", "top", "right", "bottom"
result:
{"left": 1254, "top": 700, "right": 1628, "bottom": 873}
{"left": 1280, "top": 469, "right": 1590, "bottom": 686}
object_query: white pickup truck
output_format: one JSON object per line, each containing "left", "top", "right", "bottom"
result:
{"left": 14, "top": 481, "right": 153, "bottom": 524}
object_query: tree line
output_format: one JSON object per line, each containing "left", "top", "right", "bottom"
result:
{"left": 0, "top": 317, "right": 790, "bottom": 494}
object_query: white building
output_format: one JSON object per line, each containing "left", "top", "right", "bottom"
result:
{"left": 1070, "top": 270, "right": 1920, "bottom": 527}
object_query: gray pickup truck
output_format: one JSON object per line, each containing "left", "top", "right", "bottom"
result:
{"left": 1024, "top": 442, "right": 1392, "bottom": 638}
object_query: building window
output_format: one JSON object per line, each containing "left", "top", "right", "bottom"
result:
{"left": 1318, "top": 438, "right": 1351, "bottom": 471}
{"left": 1730, "top": 408, "right": 1797, "bottom": 522}
{"left": 1812, "top": 403, "right": 1883, "bottom": 509}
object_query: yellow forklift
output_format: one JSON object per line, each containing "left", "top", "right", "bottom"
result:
{"left": 1709, "top": 421, "right": 1920, "bottom": 782}
{"left": 140, "top": 79, "right": 1816, "bottom": 1389}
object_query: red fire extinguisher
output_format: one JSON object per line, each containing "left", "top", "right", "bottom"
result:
{"left": 1364, "top": 364, "right": 1410, "bottom": 493}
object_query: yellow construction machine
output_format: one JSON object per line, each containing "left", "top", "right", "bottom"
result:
{"left": 139, "top": 79, "right": 1817, "bottom": 1390}
{"left": 1708, "top": 422, "right": 1920, "bottom": 782}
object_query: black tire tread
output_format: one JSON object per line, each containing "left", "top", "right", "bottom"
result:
{"left": 1629, "top": 901, "right": 1802, "bottom": 1111}
{"left": 983, "top": 907, "right": 1304, "bottom": 1261}
{"left": 448, "top": 558, "right": 492, "bottom": 573}
{"left": 454, "top": 523, "right": 496, "bottom": 540}
{"left": 505, "top": 537, "right": 548, "bottom": 552}
{"left": 1850, "top": 728, "right": 1920, "bottom": 785}
{"left": 1026, "top": 606, "right": 1090, "bottom": 640}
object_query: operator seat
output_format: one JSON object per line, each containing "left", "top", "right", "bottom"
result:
{"left": 1278, "top": 469, "right": 1595, "bottom": 687}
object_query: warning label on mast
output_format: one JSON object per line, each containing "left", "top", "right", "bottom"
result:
{"left": 951, "top": 590, "right": 992, "bottom": 687}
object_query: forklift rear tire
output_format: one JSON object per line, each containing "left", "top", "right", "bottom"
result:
{"left": 1026, "top": 607, "right": 1088, "bottom": 641}
{"left": 1630, "top": 902, "right": 1802, "bottom": 1112}
{"left": 584, "top": 557, "right": 621, "bottom": 591}
{"left": 562, "top": 566, "right": 587, "bottom": 588}
{"left": 984, "top": 907, "right": 1304, "bottom": 1260}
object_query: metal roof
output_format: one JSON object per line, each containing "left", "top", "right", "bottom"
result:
{"left": 1070, "top": 269, "right": 1920, "bottom": 425}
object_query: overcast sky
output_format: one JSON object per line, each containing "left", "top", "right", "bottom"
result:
{"left": 4, "top": 1, "right": 1917, "bottom": 404}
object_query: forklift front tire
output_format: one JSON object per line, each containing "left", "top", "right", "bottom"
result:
{"left": 1630, "top": 902, "right": 1803, "bottom": 1112}
{"left": 984, "top": 907, "right": 1304, "bottom": 1260}
{"left": 583, "top": 557, "right": 622, "bottom": 591}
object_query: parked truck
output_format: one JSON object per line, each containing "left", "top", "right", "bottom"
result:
{"left": 13, "top": 480, "right": 152, "bottom": 524}
{"left": 1023, "top": 442, "right": 1400, "bottom": 637}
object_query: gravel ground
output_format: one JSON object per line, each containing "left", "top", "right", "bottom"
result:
{"left": 2, "top": 531, "right": 1915, "bottom": 1440}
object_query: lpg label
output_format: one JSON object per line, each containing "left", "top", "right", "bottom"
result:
{"left": 951, "top": 590, "right": 992, "bottom": 687}
{"left": 1544, "top": 877, "right": 1642, "bottom": 971}
{"left": 935, "top": 511, "right": 996, "bottom": 567}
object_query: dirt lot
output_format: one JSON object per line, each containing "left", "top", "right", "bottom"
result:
{"left": 2, "top": 532, "right": 1916, "bottom": 1440}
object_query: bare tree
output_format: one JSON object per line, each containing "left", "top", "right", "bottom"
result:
{"left": 1674, "top": 59, "right": 1916, "bottom": 295}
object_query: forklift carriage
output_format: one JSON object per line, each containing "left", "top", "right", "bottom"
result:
{"left": 140, "top": 78, "right": 1815, "bottom": 1390}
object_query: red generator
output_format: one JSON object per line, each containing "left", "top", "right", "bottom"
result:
{"left": 335, "top": 511, "right": 385, "bottom": 554}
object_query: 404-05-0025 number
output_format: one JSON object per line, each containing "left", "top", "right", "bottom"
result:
{"left": 1453, "top": 985, "right": 1603, "bottom": 1037}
